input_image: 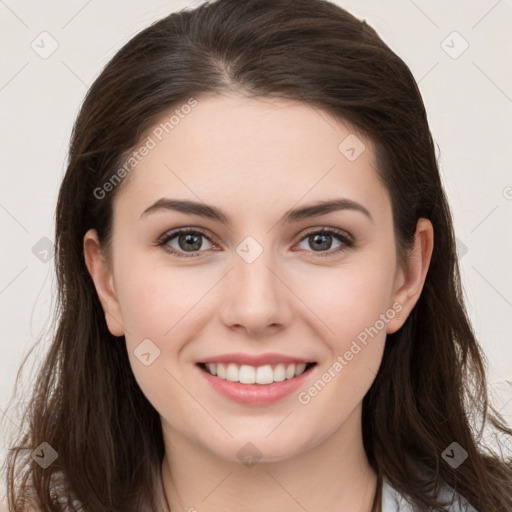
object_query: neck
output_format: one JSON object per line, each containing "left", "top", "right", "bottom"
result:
{"left": 160, "top": 404, "right": 379, "bottom": 512}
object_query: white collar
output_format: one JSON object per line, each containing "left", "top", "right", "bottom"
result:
{"left": 381, "top": 477, "right": 478, "bottom": 511}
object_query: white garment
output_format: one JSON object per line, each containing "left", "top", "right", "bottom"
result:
{"left": 381, "top": 478, "right": 479, "bottom": 511}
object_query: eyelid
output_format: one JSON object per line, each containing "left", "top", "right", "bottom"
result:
{"left": 300, "top": 226, "right": 354, "bottom": 245}
{"left": 156, "top": 226, "right": 215, "bottom": 247}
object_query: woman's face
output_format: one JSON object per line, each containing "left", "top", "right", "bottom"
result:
{"left": 85, "top": 92, "right": 430, "bottom": 463}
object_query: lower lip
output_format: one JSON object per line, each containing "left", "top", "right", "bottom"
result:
{"left": 197, "top": 364, "right": 316, "bottom": 405}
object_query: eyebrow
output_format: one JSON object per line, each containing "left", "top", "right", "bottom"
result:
{"left": 140, "top": 197, "right": 373, "bottom": 225}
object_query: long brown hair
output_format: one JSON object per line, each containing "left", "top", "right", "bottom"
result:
{"left": 4, "top": 0, "right": 512, "bottom": 510}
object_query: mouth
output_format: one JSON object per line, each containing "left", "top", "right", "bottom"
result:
{"left": 197, "top": 361, "right": 317, "bottom": 385}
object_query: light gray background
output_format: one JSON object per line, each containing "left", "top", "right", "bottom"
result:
{"left": 1, "top": 0, "right": 511, "bottom": 505}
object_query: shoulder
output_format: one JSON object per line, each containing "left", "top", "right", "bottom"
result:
{"left": 381, "top": 477, "right": 479, "bottom": 511}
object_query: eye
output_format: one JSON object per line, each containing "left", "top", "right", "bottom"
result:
{"left": 295, "top": 227, "right": 354, "bottom": 257}
{"left": 156, "top": 226, "right": 354, "bottom": 258}
{"left": 157, "top": 228, "right": 215, "bottom": 258}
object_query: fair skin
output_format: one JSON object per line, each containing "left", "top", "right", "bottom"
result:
{"left": 84, "top": 92, "right": 433, "bottom": 512}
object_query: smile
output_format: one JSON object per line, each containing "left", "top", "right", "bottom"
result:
{"left": 196, "top": 359, "right": 317, "bottom": 405}
{"left": 199, "top": 362, "right": 316, "bottom": 385}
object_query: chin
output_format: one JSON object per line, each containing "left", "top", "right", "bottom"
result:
{"left": 197, "top": 429, "right": 317, "bottom": 466}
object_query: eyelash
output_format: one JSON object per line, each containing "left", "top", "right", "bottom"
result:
{"left": 155, "top": 227, "right": 355, "bottom": 259}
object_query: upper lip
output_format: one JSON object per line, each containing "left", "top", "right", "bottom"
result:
{"left": 199, "top": 353, "right": 314, "bottom": 366}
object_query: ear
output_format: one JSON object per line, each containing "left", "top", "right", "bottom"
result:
{"left": 83, "top": 228, "right": 125, "bottom": 336}
{"left": 386, "top": 218, "right": 434, "bottom": 334}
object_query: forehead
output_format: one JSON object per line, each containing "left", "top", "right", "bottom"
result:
{"left": 113, "top": 92, "right": 387, "bottom": 221}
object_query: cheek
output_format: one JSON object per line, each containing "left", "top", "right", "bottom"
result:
{"left": 114, "top": 254, "right": 210, "bottom": 341}
{"left": 293, "top": 265, "right": 394, "bottom": 424}
{"left": 115, "top": 240, "right": 397, "bottom": 352}
{"left": 298, "top": 257, "right": 396, "bottom": 348}
{"left": 115, "top": 265, "right": 199, "bottom": 414}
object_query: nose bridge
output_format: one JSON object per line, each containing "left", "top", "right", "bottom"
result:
{"left": 233, "top": 233, "right": 280, "bottom": 302}
{"left": 219, "top": 232, "right": 291, "bottom": 332}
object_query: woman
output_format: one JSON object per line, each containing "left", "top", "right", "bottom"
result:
{"left": 4, "top": 0, "right": 512, "bottom": 510}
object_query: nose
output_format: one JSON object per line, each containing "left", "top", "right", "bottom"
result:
{"left": 218, "top": 246, "right": 293, "bottom": 338}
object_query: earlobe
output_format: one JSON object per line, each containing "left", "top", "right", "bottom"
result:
{"left": 83, "top": 229, "right": 125, "bottom": 336}
{"left": 386, "top": 218, "right": 434, "bottom": 334}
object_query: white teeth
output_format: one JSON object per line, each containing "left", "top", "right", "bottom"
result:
{"left": 294, "top": 363, "right": 306, "bottom": 376}
{"left": 239, "top": 365, "right": 256, "bottom": 384}
{"left": 226, "top": 363, "right": 239, "bottom": 382}
{"left": 273, "top": 363, "right": 286, "bottom": 382}
{"left": 255, "top": 365, "right": 273, "bottom": 384}
{"left": 217, "top": 363, "right": 226, "bottom": 379}
{"left": 203, "top": 362, "right": 311, "bottom": 384}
